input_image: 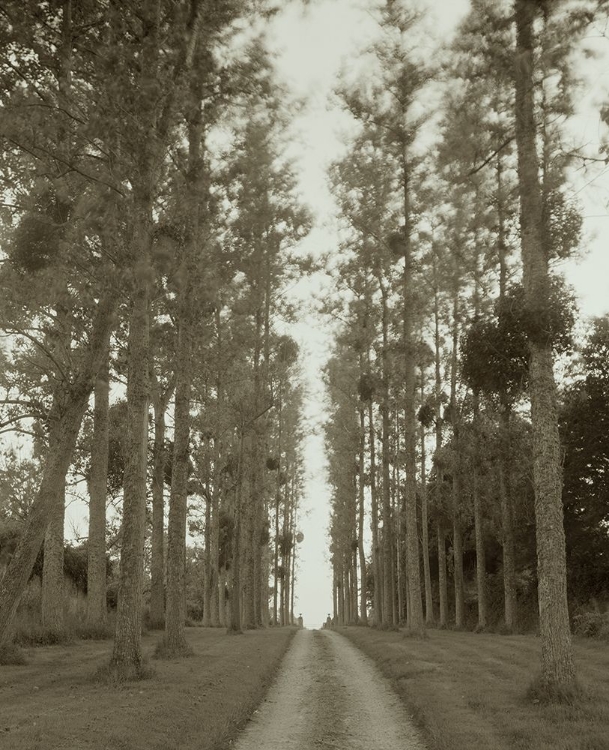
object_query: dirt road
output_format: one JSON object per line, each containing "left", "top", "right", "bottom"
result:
{"left": 232, "top": 628, "right": 426, "bottom": 750}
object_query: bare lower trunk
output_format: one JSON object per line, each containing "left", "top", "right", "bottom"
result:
{"left": 437, "top": 524, "right": 448, "bottom": 627}
{"left": 452, "top": 480, "right": 464, "bottom": 629}
{"left": 110, "top": 279, "right": 149, "bottom": 677}
{"left": 164, "top": 312, "right": 193, "bottom": 653}
{"left": 473, "top": 393, "right": 486, "bottom": 630}
{"left": 149, "top": 390, "right": 168, "bottom": 630}
{"left": 499, "top": 406, "right": 517, "bottom": 631}
{"left": 41, "top": 484, "right": 66, "bottom": 632}
{"left": 87, "top": 344, "right": 110, "bottom": 626}
{"left": 367, "top": 400, "right": 381, "bottom": 625}
{"left": 358, "top": 407, "right": 368, "bottom": 624}
{"left": 228, "top": 434, "right": 244, "bottom": 634}
{"left": 530, "top": 344, "right": 575, "bottom": 684}
{"left": 420, "top": 420, "right": 434, "bottom": 625}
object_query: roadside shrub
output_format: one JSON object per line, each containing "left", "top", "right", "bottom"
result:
{"left": 0, "top": 643, "right": 27, "bottom": 665}
{"left": 13, "top": 624, "right": 75, "bottom": 647}
{"left": 73, "top": 621, "right": 114, "bottom": 640}
{"left": 573, "top": 612, "right": 609, "bottom": 641}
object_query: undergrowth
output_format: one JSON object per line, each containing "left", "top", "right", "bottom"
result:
{"left": 0, "top": 643, "right": 28, "bottom": 665}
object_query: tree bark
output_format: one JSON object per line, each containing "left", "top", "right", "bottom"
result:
{"left": 433, "top": 253, "right": 448, "bottom": 628}
{"left": 149, "top": 374, "right": 171, "bottom": 630}
{"left": 41, "top": 484, "right": 66, "bottom": 632}
{"left": 420, "top": 409, "right": 434, "bottom": 625}
{"left": 497, "top": 155, "right": 517, "bottom": 632}
{"left": 358, "top": 405, "right": 369, "bottom": 625}
{"left": 450, "top": 290, "right": 464, "bottom": 629}
{"left": 110, "top": 273, "right": 150, "bottom": 678}
{"left": 367, "top": 399, "right": 382, "bottom": 624}
{"left": 87, "top": 341, "right": 111, "bottom": 627}
{"left": 514, "top": 0, "right": 575, "bottom": 688}
{"left": 472, "top": 390, "right": 487, "bottom": 630}
{"left": 437, "top": 524, "right": 448, "bottom": 628}
{"left": 163, "top": 309, "right": 193, "bottom": 653}
{"left": 379, "top": 284, "right": 394, "bottom": 627}
{"left": 401, "top": 157, "right": 424, "bottom": 636}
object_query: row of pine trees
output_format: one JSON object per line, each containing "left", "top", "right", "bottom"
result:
{"left": 325, "top": 0, "right": 608, "bottom": 695}
{"left": 0, "top": 0, "right": 309, "bottom": 678}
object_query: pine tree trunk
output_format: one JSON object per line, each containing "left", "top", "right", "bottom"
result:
{"left": 450, "top": 292, "right": 464, "bottom": 629}
{"left": 149, "top": 379, "right": 169, "bottom": 630}
{"left": 367, "top": 399, "right": 382, "bottom": 624}
{"left": 473, "top": 391, "right": 487, "bottom": 630}
{"left": 401, "top": 174, "right": 424, "bottom": 635}
{"left": 496, "top": 156, "right": 517, "bottom": 633}
{"left": 110, "top": 274, "right": 150, "bottom": 678}
{"left": 514, "top": 0, "right": 575, "bottom": 690}
{"left": 41, "top": 484, "right": 66, "bottom": 632}
{"left": 202, "top": 448, "right": 213, "bottom": 628}
{"left": 452, "top": 474, "right": 464, "bottom": 629}
{"left": 379, "top": 286, "right": 394, "bottom": 627}
{"left": 437, "top": 523, "right": 448, "bottom": 627}
{"left": 228, "top": 433, "right": 245, "bottom": 634}
{"left": 433, "top": 256, "right": 448, "bottom": 628}
{"left": 163, "top": 311, "right": 193, "bottom": 653}
{"left": 499, "top": 405, "right": 517, "bottom": 631}
{"left": 358, "top": 406, "right": 368, "bottom": 624}
{"left": 87, "top": 343, "right": 110, "bottom": 627}
{"left": 420, "top": 415, "right": 434, "bottom": 624}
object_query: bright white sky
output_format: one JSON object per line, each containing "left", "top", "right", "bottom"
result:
{"left": 267, "top": 0, "right": 609, "bottom": 627}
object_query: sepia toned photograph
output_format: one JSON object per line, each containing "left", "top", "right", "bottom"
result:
{"left": 1, "top": 1, "right": 608, "bottom": 748}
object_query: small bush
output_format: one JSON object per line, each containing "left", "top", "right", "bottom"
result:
{"left": 0, "top": 643, "right": 28, "bottom": 665}
{"left": 13, "top": 624, "right": 75, "bottom": 647}
{"left": 73, "top": 621, "right": 114, "bottom": 640}
{"left": 573, "top": 612, "right": 609, "bottom": 641}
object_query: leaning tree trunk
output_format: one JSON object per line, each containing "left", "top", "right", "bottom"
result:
{"left": 513, "top": 0, "right": 575, "bottom": 690}
{"left": 0, "top": 290, "right": 119, "bottom": 646}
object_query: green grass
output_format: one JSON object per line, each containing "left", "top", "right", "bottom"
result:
{"left": 341, "top": 626, "right": 609, "bottom": 750}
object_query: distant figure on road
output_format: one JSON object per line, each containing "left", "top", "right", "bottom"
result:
{"left": 297, "top": 614, "right": 303, "bottom": 628}
{"left": 324, "top": 613, "right": 332, "bottom": 629}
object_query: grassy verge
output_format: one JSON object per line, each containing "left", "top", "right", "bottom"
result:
{"left": 341, "top": 626, "right": 609, "bottom": 750}
{"left": 0, "top": 626, "right": 295, "bottom": 750}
